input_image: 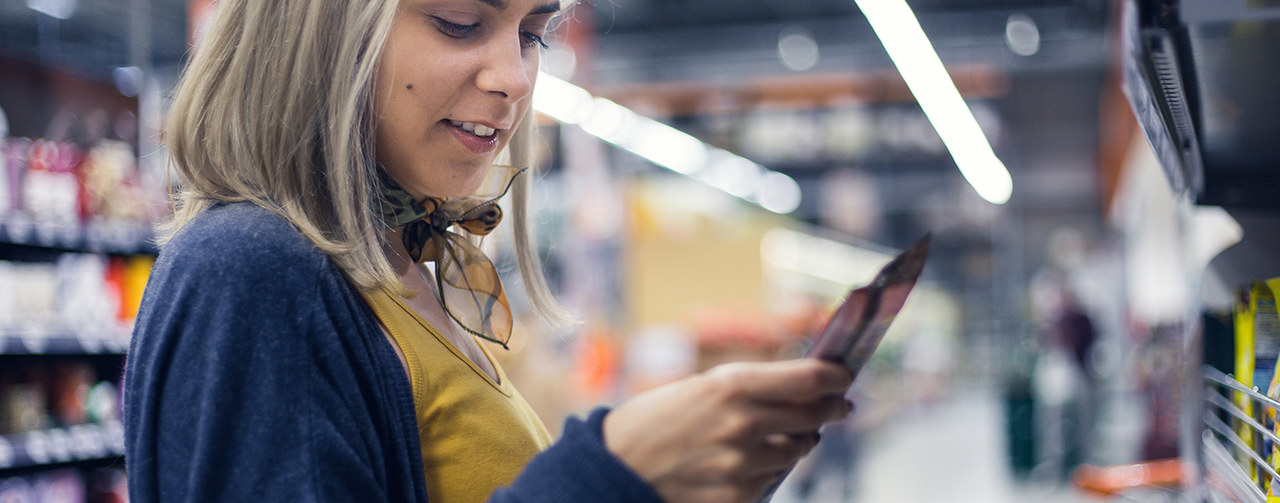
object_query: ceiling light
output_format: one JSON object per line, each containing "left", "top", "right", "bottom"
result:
{"left": 854, "top": 0, "right": 1013, "bottom": 205}
{"left": 755, "top": 171, "right": 803, "bottom": 214}
{"left": 531, "top": 71, "right": 593, "bottom": 124}
{"left": 778, "top": 28, "right": 820, "bottom": 72}
{"left": 1005, "top": 14, "right": 1041, "bottom": 57}
{"left": 534, "top": 73, "right": 802, "bottom": 214}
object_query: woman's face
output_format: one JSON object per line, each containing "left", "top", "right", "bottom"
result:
{"left": 375, "top": 0, "right": 559, "bottom": 199}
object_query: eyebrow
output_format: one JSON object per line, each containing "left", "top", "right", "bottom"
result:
{"left": 475, "top": 0, "right": 561, "bottom": 15}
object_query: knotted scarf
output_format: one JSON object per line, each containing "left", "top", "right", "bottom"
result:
{"left": 377, "top": 167, "right": 525, "bottom": 349}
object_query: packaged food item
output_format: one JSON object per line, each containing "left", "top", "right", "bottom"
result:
{"left": 4, "top": 138, "right": 32, "bottom": 228}
{"left": 1257, "top": 278, "right": 1280, "bottom": 498}
{"left": 0, "top": 106, "right": 9, "bottom": 217}
{"left": 25, "top": 141, "right": 80, "bottom": 215}
{"left": 87, "top": 468, "right": 127, "bottom": 503}
{"left": 0, "top": 476, "right": 38, "bottom": 503}
{"left": 1255, "top": 280, "right": 1280, "bottom": 410}
{"left": 33, "top": 469, "right": 84, "bottom": 503}
{"left": 48, "top": 362, "right": 94, "bottom": 427}
{"left": 1235, "top": 286, "right": 1258, "bottom": 478}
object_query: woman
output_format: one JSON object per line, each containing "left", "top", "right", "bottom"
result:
{"left": 123, "top": 0, "right": 854, "bottom": 501}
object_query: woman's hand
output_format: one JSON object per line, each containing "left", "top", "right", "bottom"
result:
{"left": 603, "top": 359, "right": 854, "bottom": 503}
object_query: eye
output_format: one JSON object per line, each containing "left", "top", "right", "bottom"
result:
{"left": 433, "top": 17, "right": 479, "bottom": 38}
{"left": 520, "top": 30, "right": 549, "bottom": 50}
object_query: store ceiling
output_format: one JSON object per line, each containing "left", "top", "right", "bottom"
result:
{"left": 0, "top": 0, "right": 1110, "bottom": 80}
{"left": 0, "top": 0, "right": 188, "bottom": 77}
{"left": 0, "top": 0, "right": 1117, "bottom": 256}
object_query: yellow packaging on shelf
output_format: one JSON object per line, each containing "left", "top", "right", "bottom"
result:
{"left": 121, "top": 255, "right": 155, "bottom": 321}
{"left": 1237, "top": 285, "right": 1258, "bottom": 480}
{"left": 1261, "top": 278, "right": 1280, "bottom": 497}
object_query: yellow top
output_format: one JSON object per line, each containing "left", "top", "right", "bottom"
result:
{"left": 360, "top": 288, "right": 552, "bottom": 503}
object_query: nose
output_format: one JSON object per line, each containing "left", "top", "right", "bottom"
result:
{"left": 476, "top": 34, "right": 534, "bottom": 103}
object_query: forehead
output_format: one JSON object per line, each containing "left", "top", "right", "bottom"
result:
{"left": 403, "top": 0, "right": 562, "bottom": 13}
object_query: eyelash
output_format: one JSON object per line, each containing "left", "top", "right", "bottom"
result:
{"left": 433, "top": 18, "right": 550, "bottom": 50}
{"left": 522, "top": 31, "right": 550, "bottom": 50}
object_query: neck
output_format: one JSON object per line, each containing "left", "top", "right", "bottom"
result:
{"left": 382, "top": 226, "right": 415, "bottom": 277}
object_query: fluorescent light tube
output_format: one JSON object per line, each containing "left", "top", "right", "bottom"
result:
{"left": 855, "top": 0, "right": 1013, "bottom": 205}
{"left": 534, "top": 73, "right": 803, "bottom": 214}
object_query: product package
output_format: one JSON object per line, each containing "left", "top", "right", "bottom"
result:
{"left": 1235, "top": 285, "right": 1259, "bottom": 478}
{"left": 759, "top": 234, "right": 929, "bottom": 502}
{"left": 803, "top": 234, "right": 930, "bottom": 377}
{"left": 1231, "top": 277, "right": 1280, "bottom": 493}
{"left": 1254, "top": 278, "right": 1280, "bottom": 498}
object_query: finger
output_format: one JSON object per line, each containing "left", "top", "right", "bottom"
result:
{"left": 712, "top": 359, "right": 853, "bottom": 402}
{"left": 747, "top": 396, "right": 853, "bottom": 435}
{"left": 741, "top": 432, "right": 821, "bottom": 477}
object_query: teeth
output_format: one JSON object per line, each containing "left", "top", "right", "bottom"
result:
{"left": 449, "top": 120, "right": 497, "bottom": 138}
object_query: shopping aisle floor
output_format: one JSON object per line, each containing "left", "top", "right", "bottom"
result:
{"left": 771, "top": 387, "right": 1099, "bottom": 503}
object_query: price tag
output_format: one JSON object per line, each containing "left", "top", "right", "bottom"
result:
{"left": 85, "top": 220, "right": 105, "bottom": 252}
{"left": 57, "top": 222, "right": 80, "bottom": 248}
{"left": 24, "top": 430, "right": 50, "bottom": 465}
{"left": 45, "top": 428, "right": 71, "bottom": 462}
{"left": 0, "top": 437, "right": 13, "bottom": 468}
{"left": 110, "top": 221, "right": 132, "bottom": 251}
{"left": 18, "top": 327, "right": 48, "bottom": 355}
{"left": 70, "top": 424, "right": 105, "bottom": 458}
{"left": 77, "top": 332, "right": 104, "bottom": 354}
{"left": 103, "top": 421, "right": 125, "bottom": 454}
{"left": 7, "top": 212, "right": 33, "bottom": 244}
{"left": 33, "top": 221, "right": 57, "bottom": 246}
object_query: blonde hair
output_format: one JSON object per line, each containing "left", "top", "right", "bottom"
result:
{"left": 162, "top": 0, "right": 575, "bottom": 330}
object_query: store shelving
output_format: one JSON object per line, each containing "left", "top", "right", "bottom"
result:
{"left": 1120, "top": 0, "right": 1280, "bottom": 499}
{"left": 0, "top": 421, "right": 124, "bottom": 472}
{"left": 0, "top": 218, "right": 155, "bottom": 256}
{"left": 1202, "top": 367, "right": 1280, "bottom": 502}
{"left": 0, "top": 49, "right": 154, "bottom": 502}
{"left": 0, "top": 333, "right": 128, "bottom": 356}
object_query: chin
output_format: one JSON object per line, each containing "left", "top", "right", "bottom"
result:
{"left": 438, "top": 163, "right": 496, "bottom": 198}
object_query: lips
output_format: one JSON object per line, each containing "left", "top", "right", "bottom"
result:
{"left": 445, "top": 119, "right": 501, "bottom": 155}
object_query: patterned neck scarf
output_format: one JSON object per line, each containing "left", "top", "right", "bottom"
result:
{"left": 376, "top": 167, "right": 525, "bottom": 349}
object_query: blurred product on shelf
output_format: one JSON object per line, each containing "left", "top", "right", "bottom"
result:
{"left": 0, "top": 105, "right": 8, "bottom": 218}
{"left": 49, "top": 362, "right": 93, "bottom": 428}
{"left": 24, "top": 140, "right": 80, "bottom": 230}
{"left": 0, "top": 380, "right": 47, "bottom": 434}
{"left": 691, "top": 307, "right": 792, "bottom": 372}
{"left": 0, "top": 360, "right": 122, "bottom": 436}
{"left": 0, "top": 253, "right": 150, "bottom": 349}
{"left": 1, "top": 134, "right": 158, "bottom": 253}
{"left": 1223, "top": 278, "right": 1280, "bottom": 494}
{"left": 0, "top": 467, "right": 127, "bottom": 503}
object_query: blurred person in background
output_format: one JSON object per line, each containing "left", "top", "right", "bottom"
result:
{"left": 122, "top": 0, "right": 856, "bottom": 502}
{"left": 1030, "top": 270, "right": 1097, "bottom": 482}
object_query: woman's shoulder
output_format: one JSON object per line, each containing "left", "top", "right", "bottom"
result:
{"left": 158, "top": 202, "right": 333, "bottom": 286}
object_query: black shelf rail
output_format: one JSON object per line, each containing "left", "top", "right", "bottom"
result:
{"left": 0, "top": 421, "right": 124, "bottom": 472}
{"left": 0, "top": 333, "right": 128, "bottom": 356}
{"left": 0, "top": 218, "right": 156, "bottom": 255}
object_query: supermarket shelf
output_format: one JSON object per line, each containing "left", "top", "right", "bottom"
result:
{"left": 1204, "top": 429, "right": 1266, "bottom": 503}
{"left": 0, "top": 217, "right": 156, "bottom": 255}
{"left": 0, "top": 421, "right": 124, "bottom": 472}
{"left": 1203, "top": 366, "right": 1279, "bottom": 502}
{"left": 0, "top": 333, "right": 128, "bottom": 356}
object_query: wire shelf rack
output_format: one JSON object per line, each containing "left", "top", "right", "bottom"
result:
{"left": 1202, "top": 366, "right": 1280, "bottom": 502}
